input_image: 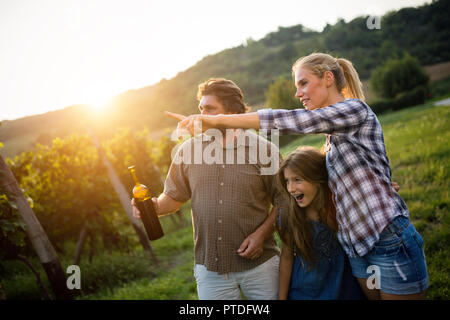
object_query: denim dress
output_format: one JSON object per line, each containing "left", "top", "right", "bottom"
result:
{"left": 287, "top": 220, "right": 366, "bottom": 300}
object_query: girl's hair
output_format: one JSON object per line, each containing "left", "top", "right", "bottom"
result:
{"left": 277, "top": 146, "right": 338, "bottom": 267}
{"left": 292, "top": 52, "right": 365, "bottom": 101}
{"left": 197, "top": 78, "right": 251, "bottom": 114}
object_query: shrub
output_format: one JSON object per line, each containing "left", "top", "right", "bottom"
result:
{"left": 370, "top": 53, "right": 429, "bottom": 99}
{"left": 369, "top": 85, "right": 429, "bottom": 114}
{"left": 265, "top": 76, "right": 300, "bottom": 110}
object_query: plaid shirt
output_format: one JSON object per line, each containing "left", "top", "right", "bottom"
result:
{"left": 258, "top": 99, "right": 409, "bottom": 257}
{"left": 164, "top": 131, "right": 282, "bottom": 273}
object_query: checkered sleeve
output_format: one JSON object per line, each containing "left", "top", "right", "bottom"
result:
{"left": 257, "top": 99, "right": 369, "bottom": 135}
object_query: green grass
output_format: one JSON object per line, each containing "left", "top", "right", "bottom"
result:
{"left": 2, "top": 102, "right": 449, "bottom": 300}
{"left": 80, "top": 224, "right": 197, "bottom": 300}
{"left": 81, "top": 250, "right": 197, "bottom": 300}
{"left": 280, "top": 134, "right": 326, "bottom": 156}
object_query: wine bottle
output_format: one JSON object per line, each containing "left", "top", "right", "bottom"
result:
{"left": 128, "top": 165, "right": 164, "bottom": 241}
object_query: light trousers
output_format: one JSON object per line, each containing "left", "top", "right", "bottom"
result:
{"left": 194, "top": 255, "right": 279, "bottom": 300}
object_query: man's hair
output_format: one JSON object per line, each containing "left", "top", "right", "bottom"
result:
{"left": 197, "top": 78, "right": 251, "bottom": 114}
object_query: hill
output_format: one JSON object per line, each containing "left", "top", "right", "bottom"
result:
{"left": 1, "top": 0, "right": 450, "bottom": 158}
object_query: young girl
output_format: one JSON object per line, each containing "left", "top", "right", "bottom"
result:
{"left": 277, "top": 146, "right": 365, "bottom": 300}
{"left": 166, "top": 52, "right": 429, "bottom": 299}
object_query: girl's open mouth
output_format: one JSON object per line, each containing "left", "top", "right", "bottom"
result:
{"left": 295, "top": 194, "right": 304, "bottom": 202}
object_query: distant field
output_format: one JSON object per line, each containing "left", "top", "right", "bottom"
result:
{"left": 424, "top": 61, "right": 450, "bottom": 82}
{"left": 0, "top": 132, "right": 39, "bottom": 158}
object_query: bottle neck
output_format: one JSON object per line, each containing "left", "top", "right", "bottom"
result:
{"left": 130, "top": 169, "right": 140, "bottom": 186}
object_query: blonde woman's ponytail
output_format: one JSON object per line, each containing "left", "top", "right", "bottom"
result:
{"left": 293, "top": 53, "right": 366, "bottom": 101}
{"left": 337, "top": 58, "right": 365, "bottom": 101}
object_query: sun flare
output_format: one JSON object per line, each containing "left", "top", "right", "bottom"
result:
{"left": 83, "top": 87, "right": 117, "bottom": 114}
{"left": 89, "top": 101, "right": 110, "bottom": 112}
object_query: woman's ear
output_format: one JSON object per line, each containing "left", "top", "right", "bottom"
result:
{"left": 324, "top": 71, "right": 335, "bottom": 88}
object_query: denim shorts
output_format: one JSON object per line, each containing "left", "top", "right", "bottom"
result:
{"left": 348, "top": 215, "right": 429, "bottom": 295}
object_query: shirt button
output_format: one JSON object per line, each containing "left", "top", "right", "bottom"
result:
{"left": 222, "top": 165, "right": 225, "bottom": 168}
{"left": 215, "top": 258, "right": 218, "bottom": 261}
{"left": 219, "top": 200, "right": 223, "bottom": 204}
{"left": 218, "top": 219, "right": 222, "bottom": 223}
{"left": 218, "top": 237, "right": 222, "bottom": 241}
{"left": 220, "top": 182, "right": 224, "bottom": 186}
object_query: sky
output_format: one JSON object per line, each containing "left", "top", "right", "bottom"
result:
{"left": 0, "top": 0, "right": 430, "bottom": 121}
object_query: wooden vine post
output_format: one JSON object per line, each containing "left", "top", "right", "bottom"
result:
{"left": 87, "top": 129, "right": 159, "bottom": 265}
{"left": 0, "top": 155, "right": 73, "bottom": 300}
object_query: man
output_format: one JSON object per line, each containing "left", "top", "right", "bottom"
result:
{"left": 133, "top": 78, "right": 283, "bottom": 299}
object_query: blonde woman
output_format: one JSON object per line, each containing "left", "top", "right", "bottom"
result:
{"left": 166, "top": 52, "right": 429, "bottom": 300}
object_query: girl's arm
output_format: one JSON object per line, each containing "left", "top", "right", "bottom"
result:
{"left": 278, "top": 240, "right": 294, "bottom": 300}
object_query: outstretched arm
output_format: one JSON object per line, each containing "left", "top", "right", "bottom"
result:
{"left": 165, "top": 111, "right": 260, "bottom": 135}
